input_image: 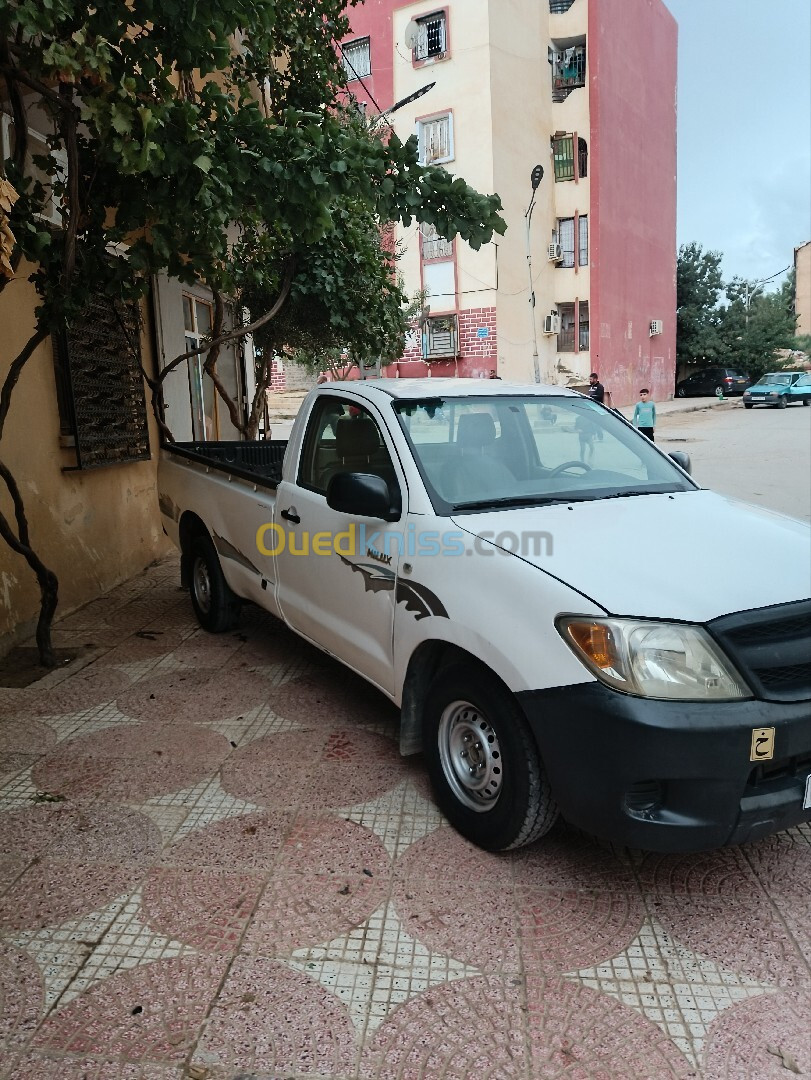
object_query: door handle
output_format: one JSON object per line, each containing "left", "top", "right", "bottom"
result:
{"left": 280, "top": 508, "right": 300, "bottom": 524}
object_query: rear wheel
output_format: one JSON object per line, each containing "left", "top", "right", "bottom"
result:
{"left": 676, "top": 388, "right": 686, "bottom": 398}
{"left": 189, "top": 534, "right": 241, "bottom": 632}
{"left": 422, "top": 663, "right": 558, "bottom": 851}
{"left": 803, "top": 399, "right": 810, "bottom": 407}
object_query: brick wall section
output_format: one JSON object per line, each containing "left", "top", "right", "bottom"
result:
{"left": 269, "top": 358, "right": 286, "bottom": 392}
{"left": 384, "top": 306, "right": 499, "bottom": 379}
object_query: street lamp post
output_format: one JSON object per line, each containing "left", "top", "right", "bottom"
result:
{"left": 742, "top": 265, "right": 790, "bottom": 327}
{"left": 525, "top": 164, "right": 544, "bottom": 384}
{"left": 381, "top": 82, "right": 436, "bottom": 117}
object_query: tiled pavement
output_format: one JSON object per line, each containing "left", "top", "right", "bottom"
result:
{"left": 1, "top": 556, "right": 809, "bottom": 1080}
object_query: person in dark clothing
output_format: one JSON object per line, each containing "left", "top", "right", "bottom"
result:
{"left": 588, "top": 372, "right": 605, "bottom": 403}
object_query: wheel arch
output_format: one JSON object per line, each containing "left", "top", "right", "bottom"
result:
{"left": 178, "top": 511, "right": 213, "bottom": 588}
{"left": 399, "top": 641, "right": 515, "bottom": 757}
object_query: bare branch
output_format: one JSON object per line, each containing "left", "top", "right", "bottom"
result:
{"left": 0, "top": 326, "right": 50, "bottom": 441}
{"left": 157, "top": 257, "right": 297, "bottom": 385}
{"left": 0, "top": 63, "right": 80, "bottom": 114}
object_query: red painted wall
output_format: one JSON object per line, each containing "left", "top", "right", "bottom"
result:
{"left": 589, "top": 0, "right": 677, "bottom": 405}
{"left": 341, "top": 1, "right": 395, "bottom": 113}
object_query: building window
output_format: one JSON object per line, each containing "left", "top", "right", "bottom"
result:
{"left": 342, "top": 37, "right": 371, "bottom": 80}
{"left": 413, "top": 12, "right": 447, "bottom": 61}
{"left": 549, "top": 0, "right": 576, "bottom": 11}
{"left": 417, "top": 113, "right": 454, "bottom": 164}
{"left": 423, "top": 314, "right": 458, "bottom": 359}
{"left": 52, "top": 294, "right": 150, "bottom": 469}
{"left": 552, "top": 135, "right": 575, "bottom": 182}
{"left": 578, "top": 214, "right": 589, "bottom": 266}
{"left": 184, "top": 294, "right": 223, "bottom": 441}
{"left": 556, "top": 218, "right": 575, "bottom": 268}
{"left": 420, "top": 222, "right": 453, "bottom": 261}
{"left": 578, "top": 300, "right": 590, "bottom": 350}
{"left": 578, "top": 137, "right": 588, "bottom": 178}
{"left": 556, "top": 302, "right": 575, "bottom": 352}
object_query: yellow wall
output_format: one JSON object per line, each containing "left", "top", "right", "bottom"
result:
{"left": 0, "top": 266, "right": 171, "bottom": 653}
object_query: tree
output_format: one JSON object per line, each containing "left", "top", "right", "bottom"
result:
{"left": 676, "top": 242, "right": 724, "bottom": 371}
{"left": 717, "top": 272, "right": 797, "bottom": 381}
{"left": 0, "top": 0, "right": 506, "bottom": 665}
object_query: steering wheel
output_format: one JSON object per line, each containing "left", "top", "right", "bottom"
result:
{"left": 549, "top": 461, "right": 592, "bottom": 477}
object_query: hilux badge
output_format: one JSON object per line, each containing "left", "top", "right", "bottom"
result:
{"left": 750, "top": 727, "right": 775, "bottom": 762}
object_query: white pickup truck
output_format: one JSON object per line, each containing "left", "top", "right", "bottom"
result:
{"left": 158, "top": 380, "right": 811, "bottom": 853}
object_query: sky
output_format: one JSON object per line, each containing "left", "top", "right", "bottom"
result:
{"left": 662, "top": 0, "right": 811, "bottom": 293}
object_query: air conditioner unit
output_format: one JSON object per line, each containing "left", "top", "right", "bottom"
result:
{"left": 542, "top": 314, "right": 560, "bottom": 335}
{"left": 649, "top": 319, "right": 664, "bottom": 336}
{"left": 547, "top": 243, "right": 563, "bottom": 262}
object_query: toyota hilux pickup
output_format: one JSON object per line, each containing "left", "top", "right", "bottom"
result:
{"left": 158, "top": 380, "right": 811, "bottom": 853}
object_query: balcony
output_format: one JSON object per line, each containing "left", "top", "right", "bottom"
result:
{"left": 551, "top": 44, "right": 586, "bottom": 103}
{"left": 549, "top": 0, "right": 576, "bottom": 12}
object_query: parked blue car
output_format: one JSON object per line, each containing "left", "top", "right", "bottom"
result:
{"left": 742, "top": 371, "right": 811, "bottom": 409}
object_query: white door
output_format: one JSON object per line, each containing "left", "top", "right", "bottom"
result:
{"left": 274, "top": 395, "right": 405, "bottom": 694}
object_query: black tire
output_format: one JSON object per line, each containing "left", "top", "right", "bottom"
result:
{"left": 188, "top": 533, "right": 241, "bottom": 632}
{"left": 422, "top": 663, "right": 558, "bottom": 851}
{"left": 777, "top": 396, "right": 788, "bottom": 409}
{"left": 803, "top": 399, "right": 810, "bottom": 407}
{"left": 744, "top": 402, "right": 754, "bottom": 409}
{"left": 676, "top": 388, "right": 686, "bottom": 398}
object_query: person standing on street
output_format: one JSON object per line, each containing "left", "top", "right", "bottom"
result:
{"left": 633, "top": 389, "right": 656, "bottom": 440}
{"left": 588, "top": 372, "right": 605, "bottom": 403}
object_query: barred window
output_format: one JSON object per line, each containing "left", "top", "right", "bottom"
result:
{"left": 52, "top": 295, "right": 150, "bottom": 470}
{"left": 414, "top": 13, "right": 447, "bottom": 61}
{"left": 342, "top": 37, "right": 371, "bottom": 80}
{"left": 417, "top": 113, "right": 454, "bottom": 164}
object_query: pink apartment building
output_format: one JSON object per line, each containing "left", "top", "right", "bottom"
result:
{"left": 339, "top": 0, "right": 677, "bottom": 405}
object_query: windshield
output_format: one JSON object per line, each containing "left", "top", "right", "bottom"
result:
{"left": 394, "top": 395, "right": 695, "bottom": 513}
{"left": 757, "top": 374, "right": 792, "bottom": 386}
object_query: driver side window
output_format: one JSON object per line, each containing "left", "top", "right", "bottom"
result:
{"left": 298, "top": 397, "right": 398, "bottom": 497}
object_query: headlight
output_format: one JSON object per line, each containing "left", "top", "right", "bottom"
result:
{"left": 556, "top": 617, "right": 752, "bottom": 701}
{"left": 767, "top": 391, "right": 779, "bottom": 398}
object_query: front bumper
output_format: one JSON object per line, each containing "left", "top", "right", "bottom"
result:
{"left": 517, "top": 682, "right": 811, "bottom": 852}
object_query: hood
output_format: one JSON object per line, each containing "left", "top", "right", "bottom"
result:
{"left": 451, "top": 490, "right": 811, "bottom": 623}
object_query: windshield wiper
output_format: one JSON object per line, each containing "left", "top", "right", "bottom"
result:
{"left": 450, "top": 494, "right": 591, "bottom": 512}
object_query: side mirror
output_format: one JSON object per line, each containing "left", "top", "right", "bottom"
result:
{"left": 326, "top": 472, "right": 401, "bottom": 521}
{"left": 669, "top": 451, "right": 691, "bottom": 475}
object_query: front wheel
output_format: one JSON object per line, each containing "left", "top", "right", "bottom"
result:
{"left": 189, "top": 534, "right": 241, "bottom": 633}
{"left": 744, "top": 402, "right": 754, "bottom": 409}
{"left": 422, "top": 664, "right": 558, "bottom": 851}
{"left": 777, "top": 396, "right": 788, "bottom": 409}
{"left": 676, "top": 388, "right": 686, "bottom": 398}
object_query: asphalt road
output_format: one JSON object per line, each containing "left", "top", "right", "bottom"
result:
{"left": 656, "top": 400, "right": 811, "bottom": 522}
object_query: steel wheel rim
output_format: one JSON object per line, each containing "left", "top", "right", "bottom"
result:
{"left": 192, "top": 556, "right": 212, "bottom": 614}
{"left": 437, "top": 699, "right": 503, "bottom": 812}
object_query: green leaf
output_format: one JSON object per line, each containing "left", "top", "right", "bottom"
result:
{"left": 194, "top": 154, "right": 213, "bottom": 173}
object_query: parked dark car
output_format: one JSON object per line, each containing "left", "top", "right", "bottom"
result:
{"left": 675, "top": 367, "right": 750, "bottom": 397}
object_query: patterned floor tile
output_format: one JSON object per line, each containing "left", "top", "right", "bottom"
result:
{"left": 701, "top": 988, "right": 811, "bottom": 1079}
{"left": 140, "top": 776, "right": 264, "bottom": 845}
{"left": 196, "top": 702, "right": 303, "bottom": 746}
{"left": 572, "top": 916, "right": 773, "bottom": 1066}
{"left": 341, "top": 777, "right": 444, "bottom": 860}
{"left": 6, "top": 1055, "right": 183, "bottom": 1079}
{"left": 40, "top": 702, "right": 143, "bottom": 743}
{"left": 29, "top": 955, "right": 227, "bottom": 1062}
{"left": 0, "top": 805, "right": 160, "bottom": 932}
{"left": 31, "top": 722, "right": 231, "bottom": 804}
{"left": 141, "top": 867, "right": 264, "bottom": 952}
{"left": 288, "top": 901, "right": 480, "bottom": 1034}
{"left": 222, "top": 728, "right": 408, "bottom": 810}
{"left": 0, "top": 944, "right": 44, "bottom": 1060}
{"left": 191, "top": 957, "right": 358, "bottom": 1077}
{"left": 241, "top": 817, "right": 392, "bottom": 957}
